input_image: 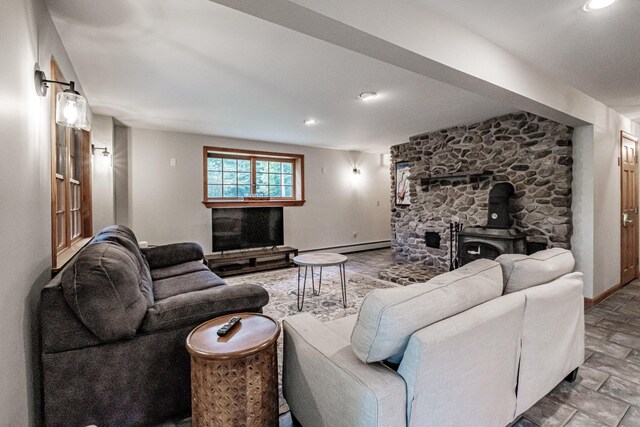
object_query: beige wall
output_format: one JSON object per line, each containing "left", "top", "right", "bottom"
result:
{"left": 571, "top": 125, "right": 595, "bottom": 297}
{"left": 0, "top": 0, "right": 88, "bottom": 424}
{"left": 123, "top": 127, "right": 391, "bottom": 252}
{"left": 91, "top": 114, "right": 115, "bottom": 232}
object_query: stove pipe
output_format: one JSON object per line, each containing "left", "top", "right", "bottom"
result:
{"left": 486, "top": 182, "right": 515, "bottom": 229}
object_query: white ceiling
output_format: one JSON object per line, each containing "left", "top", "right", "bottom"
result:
{"left": 415, "top": 0, "right": 640, "bottom": 122}
{"left": 44, "top": 0, "right": 517, "bottom": 152}
{"left": 46, "top": 0, "right": 639, "bottom": 152}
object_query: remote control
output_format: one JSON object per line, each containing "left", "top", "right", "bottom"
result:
{"left": 217, "top": 316, "right": 241, "bottom": 336}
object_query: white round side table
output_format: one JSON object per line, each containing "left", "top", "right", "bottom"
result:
{"left": 293, "top": 252, "right": 348, "bottom": 311}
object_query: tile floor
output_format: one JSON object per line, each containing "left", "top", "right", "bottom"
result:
{"left": 174, "top": 249, "right": 640, "bottom": 427}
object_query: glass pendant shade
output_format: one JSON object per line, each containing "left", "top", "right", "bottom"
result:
{"left": 56, "top": 90, "right": 88, "bottom": 130}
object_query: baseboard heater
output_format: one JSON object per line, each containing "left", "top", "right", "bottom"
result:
{"left": 299, "top": 240, "right": 391, "bottom": 254}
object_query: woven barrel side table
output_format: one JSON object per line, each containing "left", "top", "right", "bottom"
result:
{"left": 186, "top": 313, "right": 280, "bottom": 426}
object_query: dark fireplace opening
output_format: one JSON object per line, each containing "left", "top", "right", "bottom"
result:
{"left": 425, "top": 231, "right": 441, "bottom": 249}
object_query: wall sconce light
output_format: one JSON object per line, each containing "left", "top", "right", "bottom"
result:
{"left": 353, "top": 166, "right": 361, "bottom": 175}
{"left": 91, "top": 144, "right": 110, "bottom": 157}
{"left": 34, "top": 68, "right": 90, "bottom": 130}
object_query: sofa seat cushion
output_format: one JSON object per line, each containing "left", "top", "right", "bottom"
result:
{"left": 496, "top": 248, "right": 575, "bottom": 294}
{"left": 151, "top": 261, "right": 210, "bottom": 281}
{"left": 350, "top": 258, "right": 503, "bottom": 363}
{"left": 140, "top": 284, "right": 269, "bottom": 333}
{"left": 153, "top": 270, "right": 226, "bottom": 301}
{"left": 60, "top": 242, "right": 149, "bottom": 342}
{"left": 93, "top": 225, "right": 154, "bottom": 307}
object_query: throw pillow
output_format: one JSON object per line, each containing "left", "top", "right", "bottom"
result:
{"left": 496, "top": 248, "right": 575, "bottom": 294}
{"left": 60, "top": 242, "right": 149, "bottom": 342}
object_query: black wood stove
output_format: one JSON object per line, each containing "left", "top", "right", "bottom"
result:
{"left": 458, "top": 183, "right": 526, "bottom": 266}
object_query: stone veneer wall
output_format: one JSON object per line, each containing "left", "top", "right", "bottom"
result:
{"left": 390, "top": 112, "right": 573, "bottom": 268}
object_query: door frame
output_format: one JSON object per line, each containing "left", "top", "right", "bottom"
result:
{"left": 620, "top": 130, "right": 640, "bottom": 283}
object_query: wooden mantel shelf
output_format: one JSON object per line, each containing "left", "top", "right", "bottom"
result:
{"left": 418, "top": 170, "right": 494, "bottom": 189}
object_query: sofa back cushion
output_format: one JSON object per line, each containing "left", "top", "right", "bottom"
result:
{"left": 60, "top": 242, "right": 149, "bottom": 342}
{"left": 350, "top": 259, "right": 503, "bottom": 363}
{"left": 496, "top": 248, "right": 575, "bottom": 294}
{"left": 93, "top": 225, "right": 154, "bottom": 306}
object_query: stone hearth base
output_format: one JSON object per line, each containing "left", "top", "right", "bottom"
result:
{"left": 378, "top": 263, "right": 445, "bottom": 286}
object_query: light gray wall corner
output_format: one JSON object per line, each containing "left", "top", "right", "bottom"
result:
{"left": 571, "top": 125, "right": 595, "bottom": 298}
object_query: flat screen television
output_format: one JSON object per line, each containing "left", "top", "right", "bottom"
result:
{"left": 212, "top": 207, "right": 284, "bottom": 252}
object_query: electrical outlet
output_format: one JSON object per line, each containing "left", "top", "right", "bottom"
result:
{"left": 170, "top": 158, "right": 177, "bottom": 167}
{"left": 353, "top": 232, "right": 358, "bottom": 238}
{"left": 376, "top": 201, "right": 380, "bottom": 206}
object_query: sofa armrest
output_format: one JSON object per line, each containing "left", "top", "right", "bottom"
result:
{"left": 514, "top": 272, "right": 585, "bottom": 416}
{"left": 397, "top": 293, "right": 525, "bottom": 427}
{"left": 41, "top": 284, "right": 103, "bottom": 354}
{"left": 283, "top": 313, "right": 406, "bottom": 427}
{"left": 140, "top": 284, "right": 268, "bottom": 333}
{"left": 141, "top": 242, "right": 204, "bottom": 269}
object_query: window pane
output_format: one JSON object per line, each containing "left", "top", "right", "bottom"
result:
{"left": 283, "top": 174, "right": 293, "bottom": 186}
{"left": 72, "top": 211, "right": 80, "bottom": 239}
{"left": 71, "top": 129, "right": 82, "bottom": 181}
{"left": 208, "top": 157, "right": 222, "bottom": 170}
{"left": 238, "top": 186, "right": 251, "bottom": 197}
{"left": 284, "top": 186, "right": 293, "bottom": 197}
{"left": 208, "top": 171, "right": 222, "bottom": 185}
{"left": 256, "top": 160, "right": 268, "bottom": 173}
{"left": 238, "top": 172, "right": 251, "bottom": 185}
{"left": 56, "top": 179, "right": 65, "bottom": 211}
{"left": 208, "top": 185, "right": 222, "bottom": 198}
{"left": 269, "top": 161, "right": 281, "bottom": 173}
{"left": 269, "top": 186, "right": 281, "bottom": 197}
{"left": 223, "top": 185, "right": 238, "bottom": 198}
{"left": 256, "top": 172, "right": 269, "bottom": 186}
{"left": 282, "top": 162, "right": 293, "bottom": 174}
{"left": 270, "top": 174, "right": 281, "bottom": 186}
{"left": 223, "top": 158, "right": 237, "bottom": 171}
{"left": 57, "top": 213, "right": 65, "bottom": 248}
{"left": 71, "top": 184, "right": 80, "bottom": 210}
{"left": 256, "top": 185, "right": 268, "bottom": 196}
{"left": 56, "top": 125, "right": 66, "bottom": 176}
{"left": 238, "top": 159, "right": 251, "bottom": 172}
{"left": 223, "top": 172, "right": 237, "bottom": 185}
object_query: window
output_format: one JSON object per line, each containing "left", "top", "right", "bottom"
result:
{"left": 203, "top": 147, "right": 304, "bottom": 207}
{"left": 51, "top": 59, "right": 93, "bottom": 271}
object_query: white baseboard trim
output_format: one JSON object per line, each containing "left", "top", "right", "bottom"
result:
{"left": 299, "top": 240, "right": 391, "bottom": 255}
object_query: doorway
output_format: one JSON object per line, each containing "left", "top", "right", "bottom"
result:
{"left": 621, "top": 131, "right": 639, "bottom": 286}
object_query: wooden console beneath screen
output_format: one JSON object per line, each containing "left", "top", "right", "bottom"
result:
{"left": 205, "top": 246, "right": 298, "bottom": 277}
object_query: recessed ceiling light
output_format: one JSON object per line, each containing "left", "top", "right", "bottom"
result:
{"left": 583, "top": 0, "right": 616, "bottom": 12}
{"left": 303, "top": 119, "right": 317, "bottom": 125}
{"left": 357, "top": 91, "right": 378, "bottom": 101}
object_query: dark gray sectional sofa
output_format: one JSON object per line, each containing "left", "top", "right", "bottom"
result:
{"left": 40, "top": 225, "right": 269, "bottom": 426}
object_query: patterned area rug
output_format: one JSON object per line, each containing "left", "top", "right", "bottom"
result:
{"left": 226, "top": 266, "right": 399, "bottom": 413}
{"left": 378, "top": 263, "right": 445, "bottom": 285}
